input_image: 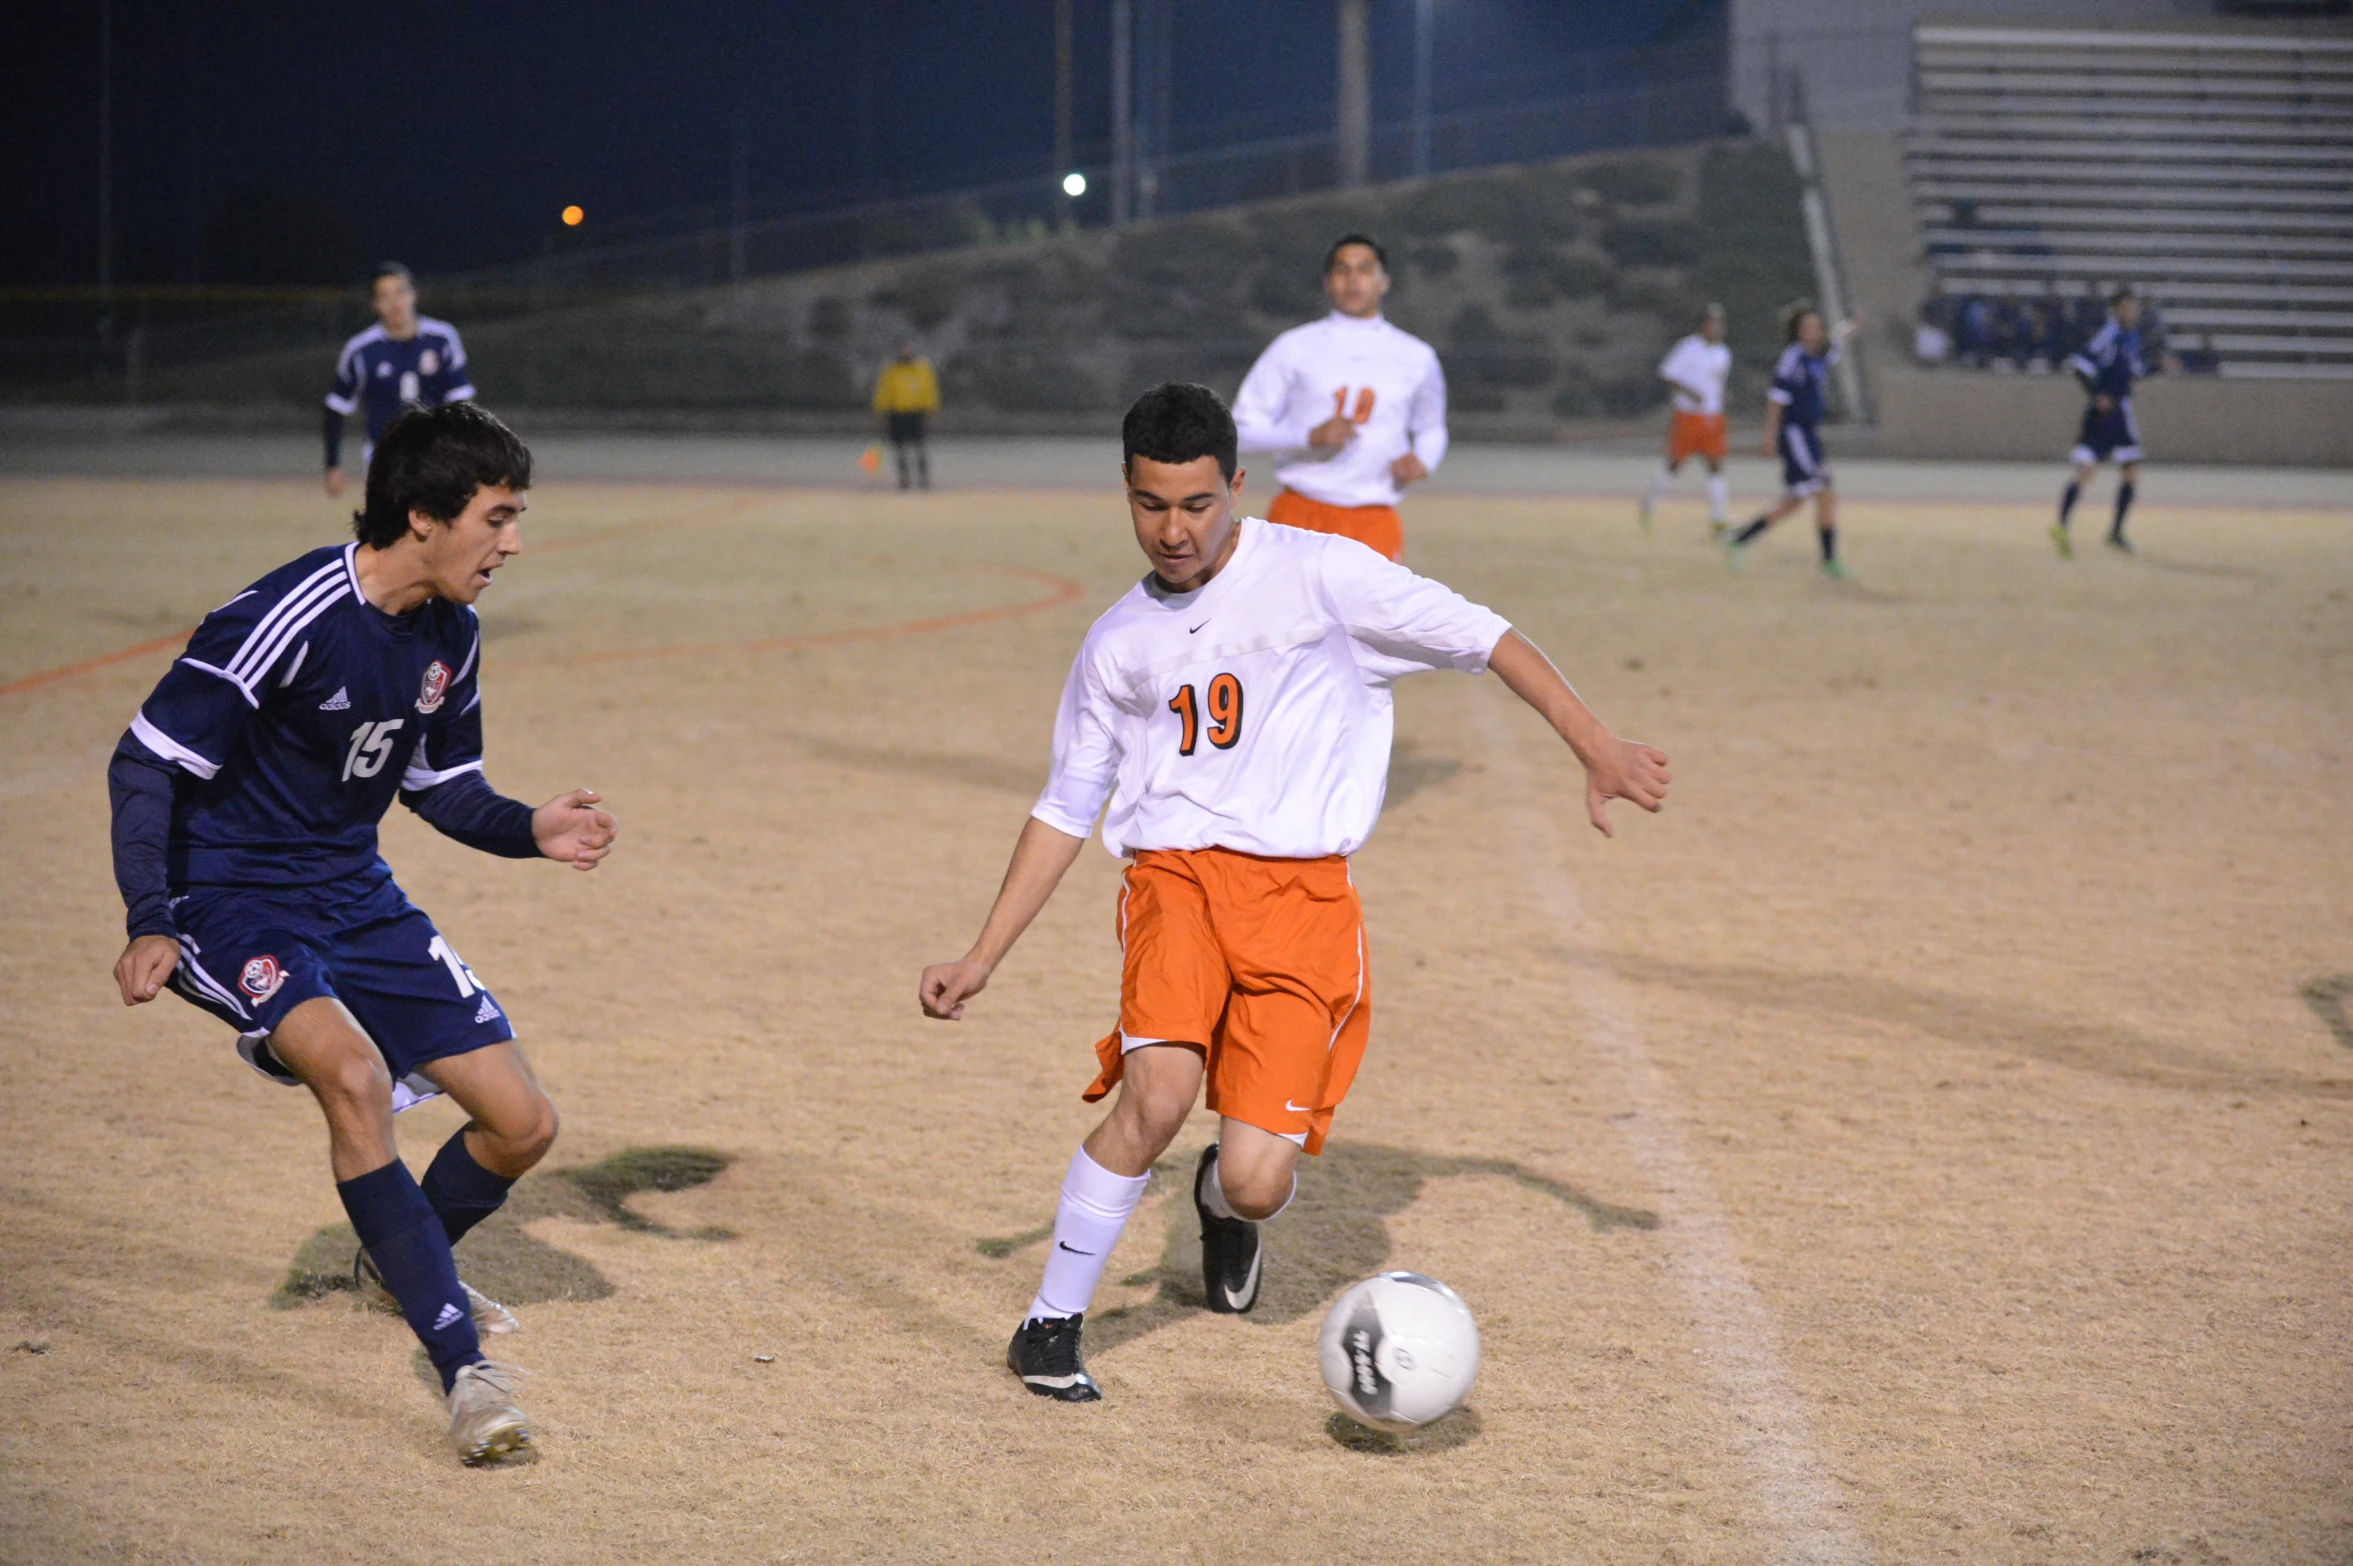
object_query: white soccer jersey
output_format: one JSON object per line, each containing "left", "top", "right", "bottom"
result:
{"left": 1031, "top": 519, "right": 1511, "bottom": 860}
{"left": 1658, "top": 334, "right": 1732, "bottom": 416}
{"left": 1232, "top": 313, "right": 1448, "bottom": 509}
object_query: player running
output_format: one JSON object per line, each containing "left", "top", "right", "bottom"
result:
{"left": 324, "top": 263, "right": 475, "bottom": 498}
{"left": 108, "top": 403, "right": 615, "bottom": 1465}
{"left": 1724, "top": 302, "right": 1857, "bottom": 580}
{"left": 1231, "top": 235, "right": 1446, "bottom": 562}
{"left": 1639, "top": 303, "right": 1733, "bottom": 535}
{"left": 918, "top": 382, "right": 1668, "bottom": 1402}
{"left": 2052, "top": 287, "right": 2156, "bottom": 558}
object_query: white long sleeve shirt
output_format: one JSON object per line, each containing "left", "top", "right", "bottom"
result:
{"left": 1657, "top": 334, "right": 1732, "bottom": 415}
{"left": 1031, "top": 519, "right": 1510, "bottom": 860}
{"left": 1231, "top": 312, "right": 1448, "bottom": 509}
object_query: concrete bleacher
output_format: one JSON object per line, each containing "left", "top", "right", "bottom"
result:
{"left": 1906, "top": 25, "right": 2353, "bottom": 379}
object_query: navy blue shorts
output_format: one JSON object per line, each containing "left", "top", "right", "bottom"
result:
{"left": 1779, "top": 423, "right": 1831, "bottom": 497}
{"left": 166, "top": 874, "right": 513, "bottom": 1109}
{"left": 2071, "top": 398, "right": 2143, "bottom": 465}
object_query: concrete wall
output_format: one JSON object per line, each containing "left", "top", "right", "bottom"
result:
{"left": 1874, "top": 364, "right": 2353, "bottom": 465}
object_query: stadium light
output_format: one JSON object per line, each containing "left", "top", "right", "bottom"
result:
{"left": 561, "top": 205, "right": 585, "bottom": 227}
{"left": 1062, "top": 171, "right": 1087, "bottom": 198}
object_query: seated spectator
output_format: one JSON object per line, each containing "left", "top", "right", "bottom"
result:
{"left": 2179, "top": 333, "right": 2221, "bottom": 375}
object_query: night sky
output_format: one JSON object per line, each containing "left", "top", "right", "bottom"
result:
{"left": 6, "top": 1, "right": 1722, "bottom": 289}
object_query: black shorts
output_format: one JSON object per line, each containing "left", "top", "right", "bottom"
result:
{"left": 885, "top": 411, "right": 927, "bottom": 444}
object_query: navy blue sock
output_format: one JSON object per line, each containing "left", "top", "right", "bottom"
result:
{"left": 2058, "top": 481, "right": 2080, "bottom": 526}
{"left": 1818, "top": 526, "right": 1838, "bottom": 562}
{"left": 2111, "top": 481, "right": 2135, "bottom": 538}
{"left": 1731, "top": 515, "right": 1772, "bottom": 546}
{"left": 337, "top": 1160, "right": 482, "bottom": 1393}
{"left": 421, "top": 1129, "right": 516, "bottom": 1248}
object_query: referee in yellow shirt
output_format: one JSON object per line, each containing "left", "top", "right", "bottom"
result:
{"left": 872, "top": 341, "right": 940, "bottom": 490}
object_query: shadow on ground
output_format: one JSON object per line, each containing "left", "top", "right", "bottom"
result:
{"left": 2305, "top": 976, "right": 2353, "bottom": 1051}
{"left": 975, "top": 1140, "right": 1654, "bottom": 1355}
{"left": 1597, "top": 950, "right": 2353, "bottom": 1099}
{"left": 1325, "top": 1406, "right": 1484, "bottom": 1455}
{"left": 273, "top": 1145, "right": 732, "bottom": 1310}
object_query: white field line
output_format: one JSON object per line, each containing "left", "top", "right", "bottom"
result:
{"left": 1471, "top": 693, "right": 1870, "bottom": 1566}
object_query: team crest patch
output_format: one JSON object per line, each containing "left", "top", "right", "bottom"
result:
{"left": 416, "top": 660, "right": 452, "bottom": 713}
{"left": 240, "top": 955, "right": 286, "bottom": 1000}
{"left": 420, "top": 349, "right": 441, "bottom": 375}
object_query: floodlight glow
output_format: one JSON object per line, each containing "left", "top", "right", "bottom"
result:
{"left": 561, "top": 205, "right": 585, "bottom": 227}
{"left": 1062, "top": 172, "right": 1087, "bottom": 198}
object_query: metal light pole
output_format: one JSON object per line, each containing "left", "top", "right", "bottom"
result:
{"left": 1054, "top": 0, "right": 1074, "bottom": 225}
{"left": 97, "top": 0, "right": 115, "bottom": 376}
{"left": 1337, "top": 0, "right": 1370, "bottom": 189}
{"left": 1412, "top": 0, "right": 1434, "bottom": 178}
{"left": 1111, "top": 0, "right": 1133, "bottom": 225}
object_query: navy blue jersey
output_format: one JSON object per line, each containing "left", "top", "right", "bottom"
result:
{"left": 326, "top": 318, "right": 475, "bottom": 447}
{"left": 1767, "top": 343, "right": 1839, "bottom": 429}
{"left": 128, "top": 544, "right": 494, "bottom": 890}
{"left": 2067, "top": 320, "right": 2145, "bottom": 404}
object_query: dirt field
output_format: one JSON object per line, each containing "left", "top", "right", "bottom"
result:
{"left": 2, "top": 457, "right": 2348, "bottom": 1564}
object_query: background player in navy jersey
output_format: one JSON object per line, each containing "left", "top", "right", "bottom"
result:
{"left": 108, "top": 403, "right": 615, "bottom": 1465}
{"left": 1725, "top": 302, "right": 1859, "bottom": 581}
{"left": 2052, "top": 287, "right": 2163, "bottom": 558}
{"left": 324, "top": 263, "right": 475, "bottom": 499}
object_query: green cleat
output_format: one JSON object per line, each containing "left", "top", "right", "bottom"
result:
{"left": 1819, "top": 558, "right": 1855, "bottom": 582}
{"left": 2049, "top": 524, "right": 2073, "bottom": 559}
{"left": 1722, "top": 539, "right": 1747, "bottom": 575}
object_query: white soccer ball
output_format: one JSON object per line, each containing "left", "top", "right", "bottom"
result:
{"left": 1317, "top": 1271, "right": 1480, "bottom": 1432}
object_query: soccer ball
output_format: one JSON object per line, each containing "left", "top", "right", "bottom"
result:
{"left": 1317, "top": 1271, "right": 1480, "bottom": 1432}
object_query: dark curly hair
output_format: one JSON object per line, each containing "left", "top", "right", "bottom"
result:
{"left": 1122, "top": 382, "right": 1237, "bottom": 481}
{"left": 354, "top": 402, "right": 534, "bottom": 548}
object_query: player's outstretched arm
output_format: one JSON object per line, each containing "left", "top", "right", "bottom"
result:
{"left": 919, "top": 816, "right": 1086, "bottom": 1020}
{"left": 533, "top": 788, "right": 617, "bottom": 871}
{"left": 1485, "top": 630, "right": 1670, "bottom": 838}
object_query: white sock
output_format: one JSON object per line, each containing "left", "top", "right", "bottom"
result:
{"left": 1202, "top": 1152, "right": 1296, "bottom": 1223}
{"left": 1026, "top": 1147, "right": 1150, "bottom": 1322}
{"left": 1706, "top": 474, "right": 1728, "bottom": 521}
{"left": 1648, "top": 462, "right": 1674, "bottom": 502}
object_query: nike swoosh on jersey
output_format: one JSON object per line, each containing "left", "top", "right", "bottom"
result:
{"left": 1189, "top": 620, "right": 1209, "bottom": 633}
{"left": 1284, "top": 1099, "right": 1313, "bottom": 1113}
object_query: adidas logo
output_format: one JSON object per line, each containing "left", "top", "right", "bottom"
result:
{"left": 433, "top": 1302, "right": 465, "bottom": 1331}
{"left": 473, "top": 995, "right": 501, "bottom": 1024}
{"left": 319, "top": 687, "right": 351, "bottom": 711}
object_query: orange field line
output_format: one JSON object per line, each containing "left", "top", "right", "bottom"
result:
{"left": 542, "top": 566, "right": 1086, "bottom": 669}
{"left": 0, "top": 566, "right": 1086, "bottom": 700}
{"left": 0, "top": 631, "right": 196, "bottom": 700}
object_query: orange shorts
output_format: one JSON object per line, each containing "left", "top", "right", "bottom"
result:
{"left": 1084, "top": 847, "right": 1370, "bottom": 1155}
{"left": 1267, "top": 489, "right": 1404, "bottom": 562}
{"left": 1666, "top": 410, "right": 1728, "bottom": 466}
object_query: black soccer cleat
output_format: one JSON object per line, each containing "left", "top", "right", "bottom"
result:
{"left": 1007, "top": 1313, "right": 1101, "bottom": 1402}
{"left": 1194, "top": 1143, "right": 1263, "bottom": 1314}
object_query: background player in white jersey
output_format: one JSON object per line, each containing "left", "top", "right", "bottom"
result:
{"left": 324, "top": 263, "right": 476, "bottom": 498}
{"left": 917, "top": 383, "right": 1669, "bottom": 1402}
{"left": 1231, "top": 235, "right": 1446, "bottom": 562}
{"left": 1638, "top": 303, "right": 1733, "bottom": 535}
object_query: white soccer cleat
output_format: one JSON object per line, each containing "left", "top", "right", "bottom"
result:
{"left": 354, "top": 1249, "right": 520, "bottom": 1334}
{"left": 446, "top": 1360, "right": 533, "bottom": 1465}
